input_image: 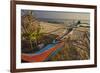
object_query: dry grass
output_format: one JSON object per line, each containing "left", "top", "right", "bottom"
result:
{"left": 48, "top": 28, "right": 90, "bottom": 61}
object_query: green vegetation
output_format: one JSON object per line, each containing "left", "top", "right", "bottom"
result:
{"left": 21, "top": 11, "right": 44, "bottom": 52}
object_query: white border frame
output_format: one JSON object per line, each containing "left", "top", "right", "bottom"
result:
{"left": 16, "top": 5, "right": 95, "bottom": 69}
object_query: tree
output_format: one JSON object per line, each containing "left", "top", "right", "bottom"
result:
{"left": 21, "top": 10, "right": 42, "bottom": 50}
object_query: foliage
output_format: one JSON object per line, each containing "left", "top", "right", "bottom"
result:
{"left": 21, "top": 11, "right": 43, "bottom": 50}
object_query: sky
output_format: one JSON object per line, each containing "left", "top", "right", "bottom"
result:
{"left": 21, "top": 10, "right": 90, "bottom": 19}
{"left": 21, "top": 10, "right": 90, "bottom": 25}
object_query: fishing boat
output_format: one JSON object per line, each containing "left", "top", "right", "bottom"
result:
{"left": 21, "top": 40, "right": 64, "bottom": 62}
{"left": 21, "top": 21, "right": 86, "bottom": 62}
